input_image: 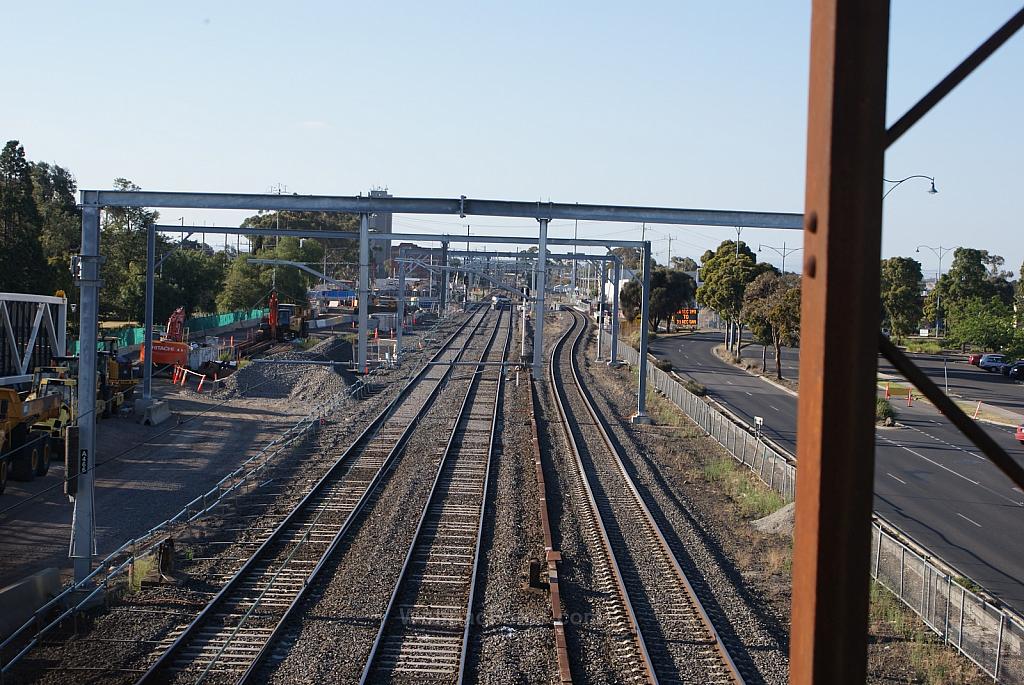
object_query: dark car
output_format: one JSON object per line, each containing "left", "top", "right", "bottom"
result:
{"left": 1001, "top": 360, "right": 1023, "bottom": 376}
{"left": 1008, "top": 362, "right": 1024, "bottom": 381}
{"left": 967, "top": 353, "right": 983, "bottom": 365}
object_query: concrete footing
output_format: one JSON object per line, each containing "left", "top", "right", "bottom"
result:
{"left": 137, "top": 399, "right": 172, "bottom": 426}
{"left": 630, "top": 412, "right": 653, "bottom": 425}
{"left": 0, "top": 567, "right": 60, "bottom": 641}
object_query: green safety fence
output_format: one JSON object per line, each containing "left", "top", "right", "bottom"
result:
{"left": 72, "top": 308, "right": 268, "bottom": 354}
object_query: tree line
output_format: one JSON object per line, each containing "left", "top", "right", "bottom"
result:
{"left": 881, "top": 248, "right": 1022, "bottom": 353}
{"left": 0, "top": 140, "right": 361, "bottom": 328}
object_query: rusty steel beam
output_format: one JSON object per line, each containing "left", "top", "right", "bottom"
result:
{"left": 790, "top": 2, "right": 890, "bottom": 683}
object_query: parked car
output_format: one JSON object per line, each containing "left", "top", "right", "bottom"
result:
{"left": 967, "top": 353, "right": 983, "bottom": 365}
{"left": 1017, "top": 423, "right": 1024, "bottom": 445}
{"left": 979, "top": 354, "right": 1007, "bottom": 372}
{"left": 1007, "top": 361, "right": 1024, "bottom": 380}
{"left": 1001, "top": 360, "right": 1023, "bottom": 376}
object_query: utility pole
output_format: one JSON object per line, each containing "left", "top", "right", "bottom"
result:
{"left": 667, "top": 234, "right": 673, "bottom": 268}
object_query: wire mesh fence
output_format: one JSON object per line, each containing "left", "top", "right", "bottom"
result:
{"left": 605, "top": 331, "right": 1024, "bottom": 682}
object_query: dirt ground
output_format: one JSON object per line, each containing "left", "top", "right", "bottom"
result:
{"left": 0, "top": 375, "right": 313, "bottom": 589}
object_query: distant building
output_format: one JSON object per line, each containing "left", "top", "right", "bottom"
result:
{"left": 369, "top": 188, "right": 393, "bottom": 277}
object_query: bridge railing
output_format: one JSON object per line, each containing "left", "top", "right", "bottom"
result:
{"left": 604, "top": 332, "right": 1024, "bottom": 682}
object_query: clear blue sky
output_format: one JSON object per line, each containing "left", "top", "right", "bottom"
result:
{"left": 4, "top": 1, "right": 1021, "bottom": 278}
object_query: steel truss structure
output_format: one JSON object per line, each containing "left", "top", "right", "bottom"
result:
{"left": 0, "top": 292, "right": 67, "bottom": 387}
{"left": 69, "top": 195, "right": 798, "bottom": 585}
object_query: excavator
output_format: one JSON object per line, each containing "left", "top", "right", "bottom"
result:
{"left": 140, "top": 307, "right": 190, "bottom": 368}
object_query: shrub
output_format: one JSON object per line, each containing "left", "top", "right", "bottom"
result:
{"left": 905, "top": 340, "right": 942, "bottom": 354}
{"left": 876, "top": 397, "right": 896, "bottom": 423}
{"left": 683, "top": 379, "right": 706, "bottom": 396}
{"left": 655, "top": 359, "right": 673, "bottom": 372}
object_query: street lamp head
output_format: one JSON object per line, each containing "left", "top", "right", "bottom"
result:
{"left": 928, "top": 179, "right": 938, "bottom": 194}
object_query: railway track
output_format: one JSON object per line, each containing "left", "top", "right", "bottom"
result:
{"left": 549, "top": 310, "right": 744, "bottom": 685}
{"left": 135, "top": 307, "right": 497, "bottom": 684}
{"left": 359, "top": 308, "right": 512, "bottom": 683}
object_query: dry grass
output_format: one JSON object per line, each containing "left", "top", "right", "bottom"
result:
{"left": 869, "top": 581, "right": 986, "bottom": 684}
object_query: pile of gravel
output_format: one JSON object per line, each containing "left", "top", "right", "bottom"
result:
{"left": 752, "top": 502, "right": 795, "bottom": 537}
{"left": 215, "top": 337, "right": 355, "bottom": 401}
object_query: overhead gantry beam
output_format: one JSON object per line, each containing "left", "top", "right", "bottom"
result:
{"left": 90, "top": 191, "right": 803, "bottom": 230}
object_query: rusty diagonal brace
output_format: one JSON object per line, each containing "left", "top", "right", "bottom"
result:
{"left": 887, "top": 6, "right": 1024, "bottom": 147}
{"left": 879, "top": 334, "right": 1024, "bottom": 491}
{"left": 879, "top": 5, "right": 1024, "bottom": 495}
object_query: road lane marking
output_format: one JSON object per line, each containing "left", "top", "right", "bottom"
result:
{"left": 956, "top": 512, "right": 983, "bottom": 528}
{"left": 770, "top": 405, "right": 780, "bottom": 412}
{"left": 725, "top": 380, "right": 733, "bottom": 385}
{"left": 887, "top": 472, "right": 907, "bottom": 485}
{"left": 745, "top": 391, "right": 753, "bottom": 396}
{"left": 879, "top": 436, "right": 980, "bottom": 485}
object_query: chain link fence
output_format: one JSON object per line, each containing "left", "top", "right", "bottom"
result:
{"left": 604, "top": 331, "right": 1024, "bottom": 682}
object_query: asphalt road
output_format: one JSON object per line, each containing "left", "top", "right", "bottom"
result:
{"left": 650, "top": 332, "right": 1024, "bottom": 614}
{"left": 731, "top": 334, "right": 1024, "bottom": 415}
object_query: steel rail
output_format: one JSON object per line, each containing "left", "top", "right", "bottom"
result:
{"left": 555, "top": 310, "right": 745, "bottom": 684}
{"left": 547, "top": 312, "right": 657, "bottom": 684}
{"left": 358, "top": 309, "right": 511, "bottom": 683}
{"left": 135, "top": 307, "right": 492, "bottom": 684}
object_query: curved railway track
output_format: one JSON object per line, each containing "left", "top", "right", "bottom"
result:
{"left": 359, "top": 308, "right": 512, "bottom": 683}
{"left": 549, "top": 310, "right": 744, "bottom": 685}
{"left": 136, "top": 307, "right": 498, "bottom": 685}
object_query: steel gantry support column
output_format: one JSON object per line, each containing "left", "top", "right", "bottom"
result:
{"left": 790, "top": 2, "right": 889, "bottom": 682}
{"left": 596, "top": 259, "right": 605, "bottom": 361}
{"left": 72, "top": 205, "right": 101, "bottom": 583}
{"left": 358, "top": 213, "right": 369, "bottom": 373}
{"left": 439, "top": 242, "right": 449, "bottom": 315}
{"left": 632, "top": 241, "right": 652, "bottom": 423}
{"left": 532, "top": 218, "right": 548, "bottom": 376}
{"left": 142, "top": 224, "right": 156, "bottom": 403}
{"left": 609, "top": 257, "right": 621, "bottom": 366}
{"left": 520, "top": 287, "right": 528, "bottom": 360}
{"left": 395, "top": 253, "right": 407, "bottom": 365}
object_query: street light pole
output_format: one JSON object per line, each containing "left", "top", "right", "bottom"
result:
{"left": 916, "top": 244, "right": 957, "bottom": 337}
{"left": 883, "top": 175, "right": 938, "bottom": 200}
{"left": 759, "top": 242, "right": 804, "bottom": 273}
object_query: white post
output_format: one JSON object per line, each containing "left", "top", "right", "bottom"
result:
{"left": 358, "top": 213, "right": 369, "bottom": 373}
{"left": 532, "top": 218, "right": 548, "bottom": 376}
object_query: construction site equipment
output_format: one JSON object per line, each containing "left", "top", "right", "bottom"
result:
{"left": 0, "top": 387, "right": 62, "bottom": 493}
{"left": 139, "top": 307, "right": 190, "bottom": 368}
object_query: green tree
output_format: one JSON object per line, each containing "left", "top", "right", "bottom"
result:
{"left": 945, "top": 296, "right": 1013, "bottom": 351}
{"left": 880, "top": 256, "right": 924, "bottom": 341}
{"left": 0, "top": 141, "right": 47, "bottom": 293}
{"left": 242, "top": 211, "right": 358, "bottom": 279}
{"left": 670, "top": 256, "right": 699, "bottom": 272}
{"left": 100, "top": 178, "right": 160, "bottom": 321}
{"left": 30, "top": 161, "right": 81, "bottom": 299}
{"left": 217, "top": 254, "right": 266, "bottom": 312}
{"left": 610, "top": 246, "right": 641, "bottom": 271}
{"left": 649, "top": 268, "right": 696, "bottom": 332}
{"left": 158, "top": 249, "right": 229, "bottom": 319}
{"left": 620, "top": 279, "right": 642, "bottom": 322}
{"left": 741, "top": 272, "right": 801, "bottom": 379}
{"left": 697, "top": 240, "right": 773, "bottom": 358}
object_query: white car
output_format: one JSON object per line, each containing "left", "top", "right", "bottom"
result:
{"left": 978, "top": 354, "right": 1007, "bottom": 372}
